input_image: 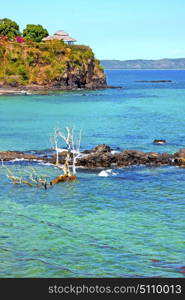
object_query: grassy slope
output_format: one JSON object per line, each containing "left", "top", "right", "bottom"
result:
{"left": 0, "top": 40, "right": 105, "bottom": 87}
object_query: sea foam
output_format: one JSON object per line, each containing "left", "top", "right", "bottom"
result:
{"left": 98, "top": 169, "right": 117, "bottom": 177}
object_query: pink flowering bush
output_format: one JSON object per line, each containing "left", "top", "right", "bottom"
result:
{"left": 16, "top": 36, "right": 25, "bottom": 43}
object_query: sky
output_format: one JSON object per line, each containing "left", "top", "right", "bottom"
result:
{"left": 1, "top": 0, "right": 185, "bottom": 60}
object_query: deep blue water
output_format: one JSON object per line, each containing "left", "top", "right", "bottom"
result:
{"left": 0, "top": 70, "right": 185, "bottom": 277}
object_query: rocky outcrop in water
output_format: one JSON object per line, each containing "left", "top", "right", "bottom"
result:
{"left": 153, "top": 139, "right": 167, "bottom": 145}
{"left": 3, "top": 145, "right": 185, "bottom": 169}
{"left": 0, "top": 151, "right": 41, "bottom": 161}
{"left": 77, "top": 149, "right": 174, "bottom": 168}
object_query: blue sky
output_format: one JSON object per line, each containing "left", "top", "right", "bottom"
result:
{"left": 1, "top": 0, "right": 185, "bottom": 60}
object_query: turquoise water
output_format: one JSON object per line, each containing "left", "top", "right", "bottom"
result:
{"left": 0, "top": 70, "right": 185, "bottom": 277}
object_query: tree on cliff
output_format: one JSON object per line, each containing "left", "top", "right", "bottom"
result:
{"left": 0, "top": 18, "right": 20, "bottom": 40}
{"left": 23, "top": 24, "right": 48, "bottom": 42}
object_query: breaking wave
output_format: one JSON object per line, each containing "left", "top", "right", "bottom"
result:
{"left": 98, "top": 169, "right": 118, "bottom": 177}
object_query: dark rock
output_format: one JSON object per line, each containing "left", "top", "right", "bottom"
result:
{"left": 174, "top": 148, "right": 185, "bottom": 158}
{"left": 173, "top": 157, "right": 185, "bottom": 167}
{"left": 153, "top": 139, "right": 166, "bottom": 145}
{"left": 82, "top": 149, "right": 92, "bottom": 154}
{"left": 136, "top": 80, "right": 172, "bottom": 83}
{"left": 82, "top": 144, "right": 111, "bottom": 155}
{"left": 49, "top": 151, "right": 74, "bottom": 165}
{"left": 0, "top": 145, "right": 181, "bottom": 169}
{"left": 92, "top": 144, "right": 112, "bottom": 153}
{"left": 160, "top": 153, "right": 174, "bottom": 165}
{"left": 114, "top": 150, "right": 145, "bottom": 166}
{"left": 145, "top": 152, "right": 160, "bottom": 159}
{"left": 0, "top": 151, "right": 42, "bottom": 161}
{"left": 107, "top": 85, "right": 123, "bottom": 89}
{"left": 77, "top": 152, "right": 113, "bottom": 168}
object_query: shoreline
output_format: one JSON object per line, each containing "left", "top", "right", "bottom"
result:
{"left": 0, "top": 85, "right": 122, "bottom": 96}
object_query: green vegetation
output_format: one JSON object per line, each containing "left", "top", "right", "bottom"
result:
{"left": 23, "top": 24, "right": 48, "bottom": 42}
{"left": 0, "top": 17, "right": 48, "bottom": 43}
{"left": 0, "top": 39, "right": 105, "bottom": 86}
{"left": 0, "top": 18, "right": 20, "bottom": 40}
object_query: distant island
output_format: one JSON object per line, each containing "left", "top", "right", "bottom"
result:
{"left": 101, "top": 58, "right": 185, "bottom": 69}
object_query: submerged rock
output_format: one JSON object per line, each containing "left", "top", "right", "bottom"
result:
{"left": 136, "top": 80, "right": 172, "bottom": 83}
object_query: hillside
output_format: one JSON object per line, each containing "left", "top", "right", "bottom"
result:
{"left": 101, "top": 58, "right": 185, "bottom": 69}
{"left": 0, "top": 40, "right": 106, "bottom": 90}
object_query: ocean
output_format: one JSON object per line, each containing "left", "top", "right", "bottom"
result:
{"left": 0, "top": 69, "right": 185, "bottom": 277}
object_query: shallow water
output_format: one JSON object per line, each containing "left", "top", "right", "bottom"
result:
{"left": 0, "top": 70, "right": 185, "bottom": 277}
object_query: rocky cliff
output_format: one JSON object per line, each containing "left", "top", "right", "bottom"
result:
{"left": 0, "top": 40, "right": 107, "bottom": 90}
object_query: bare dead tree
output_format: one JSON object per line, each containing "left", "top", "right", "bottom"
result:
{"left": 50, "top": 128, "right": 61, "bottom": 167}
{"left": 25, "top": 167, "right": 48, "bottom": 189}
{"left": 50, "top": 126, "right": 82, "bottom": 184}
{"left": 71, "top": 129, "right": 82, "bottom": 176}
{"left": 2, "top": 126, "right": 82, "bottom": 188}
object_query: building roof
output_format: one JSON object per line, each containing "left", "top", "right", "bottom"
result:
{"left": 60, "top": 36, "right": 76, "bottom": 42}
{"left": 54, "top": 30, "right": 69, "bottom": 36}
{"left": 42, "top": 30, "right": 76, "bottom": 42}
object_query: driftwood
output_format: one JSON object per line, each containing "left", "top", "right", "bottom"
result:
{"left": 50, "top": 174, "right": 76, "bottom": 185}
{"left": 1, "top": 162, "right": 48, "bottom": 189}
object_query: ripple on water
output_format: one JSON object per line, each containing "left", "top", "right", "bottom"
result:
{"left": 0, "top": 163, "right": 185, "bottom": 277}
{"left": 1, "top": 70, "right": 185, "bottom": 277}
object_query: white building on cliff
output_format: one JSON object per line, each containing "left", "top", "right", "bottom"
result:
{"left": 42, "top": 30, "right": 76, "bottom": 45}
